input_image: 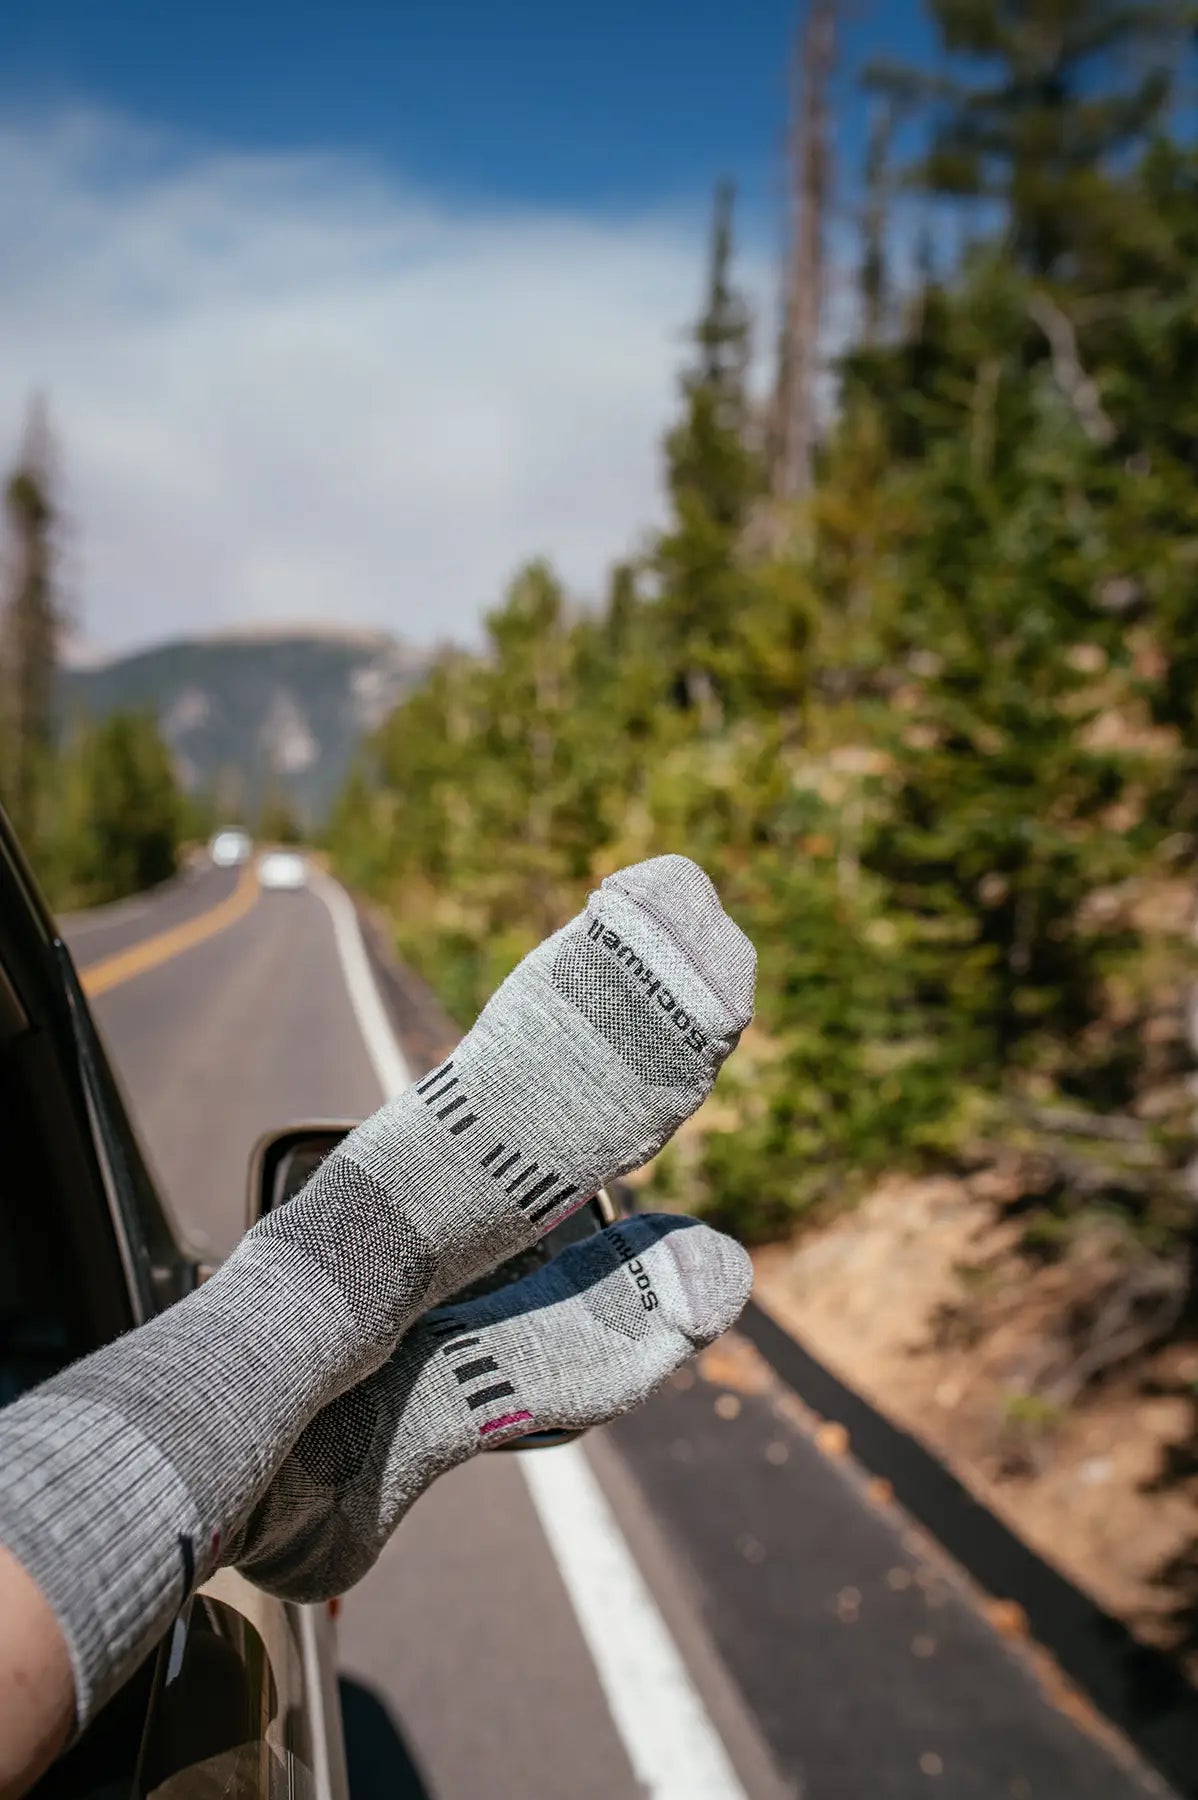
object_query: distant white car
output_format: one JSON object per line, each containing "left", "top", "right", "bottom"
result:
{"left": 257, "top": 849, "right": 307, "bottom": 891}
{"left": 210, "top": 829, "right": 253, "bottom": 868}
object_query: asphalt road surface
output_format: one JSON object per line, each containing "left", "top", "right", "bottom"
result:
{"left": 62, "top": 861, "right": 1178, "bottom": 1800}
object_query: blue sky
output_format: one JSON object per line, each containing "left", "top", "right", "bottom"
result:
{"left": 2, "top": 1, "right": 937, "bottom": 214}
{"left": 0, "top": 2, "right": 941, "bottom": 656}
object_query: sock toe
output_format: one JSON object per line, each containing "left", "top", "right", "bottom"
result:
{"left": 616, "top": 1214, "right": 752, "bottom": 1348}
{"left": 603, "top": 855, "right": 756, "bottom": 1030}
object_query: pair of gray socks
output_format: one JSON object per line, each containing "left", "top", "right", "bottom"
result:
{"left": 0, "top": 855, "right": 756, "bottom": 1729}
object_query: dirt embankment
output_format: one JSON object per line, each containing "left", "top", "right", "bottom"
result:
{"left": 752, "top": 1177, "right": 1198, "bottom": 1675}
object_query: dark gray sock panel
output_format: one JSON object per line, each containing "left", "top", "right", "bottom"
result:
{"left": 232, "top": 1215, "right": 753, "bottom": 1602}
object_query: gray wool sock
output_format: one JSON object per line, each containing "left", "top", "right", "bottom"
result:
{"left": 0, "top": 856, "right": 754, "bottom": 1728}
{"left": 257, "top": 851, "right": 757, "bottom": 1372}
{"left": 232, "top": 1215, "right": 753, "bottom": 1602}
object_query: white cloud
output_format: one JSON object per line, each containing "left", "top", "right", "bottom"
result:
{"left": 0, "top": 108, "right": 770, "bottom": 655}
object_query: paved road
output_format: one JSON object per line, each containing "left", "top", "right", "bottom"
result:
{"left": 63, "top": 864, "right": 1177, "bottom": 1800}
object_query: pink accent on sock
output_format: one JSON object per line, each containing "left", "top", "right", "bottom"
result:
{"left": 479, "top": 1410, "right": 534, "bottom": 1437}
{"left": 554, "top": 1192, "right": 595, "bottom": 1226}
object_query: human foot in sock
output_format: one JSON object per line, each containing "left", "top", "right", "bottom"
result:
{"left": 254, "top": 851, "right": 756, "bottom": 1374}
{"left": 231, "top": 1214, "right": 753, "bottom": 1601}
{"left": 0, "top": 857, "right": 753, "bottom": 1727}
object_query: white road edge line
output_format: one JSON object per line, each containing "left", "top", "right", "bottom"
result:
{"left": 308, "top": 868, "right": 411, "bottom": 1096}
{"left": 312, "top": 869, "right": 748, "bottom": 1800}
{"left": 520, "top": 1443, "right": 748, "bottom": 1800}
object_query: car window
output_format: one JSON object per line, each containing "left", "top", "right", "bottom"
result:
{"left": 0, "top": 1156, "right": 73, "bottom": 1405}
{"left": 0, "top": 1039, "right": 94, "bottom": 1404}
{"left": 0, "top": 956, "right": 136, "bottom": 1406}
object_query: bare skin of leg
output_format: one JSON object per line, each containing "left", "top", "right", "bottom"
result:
{"left": 0, "top": 1544, "right": 74, "bottom": 1800}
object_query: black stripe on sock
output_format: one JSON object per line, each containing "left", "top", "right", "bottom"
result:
{"left": 493, "top": 1150, "right": 522, "bottom": 1178}
{"left": 481, "top": 1142, "right": 505, "bottom": 1167}
{"left": 506, "top": 1162, "right": 537, "bottom": 1193}
{"left": 423, "top": 1074, "right": 458, "bottom": 1103}
{"left": 517, "top": 1171, "right": 557, "bottom": 1210}
{"left": 441, "top": 1336, "right": 481, "bottom": 1356}
{"left": 429, "top": 1317, "right": 462, "bottom": 1337}
{"left": 527, "top": 1184, "right": 578, "bottom": 1225}
{"left": 436, "top": 1094, "right": 469, "bottom": 1120}
{"left": 416, "top": 1061, "right": 452, "bottom": 1095}
{"left": 455, "top": 1356, "right": 499, "bottom": 1384}
{"left": 449, "top": 1112, "right": 477, "bottom": 1136}
{"left": 467, "top": 1382, "right": 516, "bottom": 1410}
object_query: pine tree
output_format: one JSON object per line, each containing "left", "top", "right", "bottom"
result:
{"left": 656, "top": 181, "right": 764, "bottom": 716}
{"left": 0, "top": 397, "right": 66, "bottom": 845}
{"left": 870, "top": 0, "right": 1183, "bottom": 275}
{"left": 323, "top": 26, "right": 1194, "bottom": 1277}
{"left": 859, "top": 99, "right": 896, "bottom": 345}
{"left": 56, "top": 712, "right": 182, "bottom": 905}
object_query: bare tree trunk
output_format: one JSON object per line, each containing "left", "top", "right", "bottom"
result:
{"left": 771, "top": 0, "right": 836, "bottom": 504}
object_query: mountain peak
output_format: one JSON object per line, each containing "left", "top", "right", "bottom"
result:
{"left": 60, "top": 628, "right": 425, "bottom": 823}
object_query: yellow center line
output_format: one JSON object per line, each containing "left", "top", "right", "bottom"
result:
{"left": 79, "top": 863, "right": 261, "bottom": 999}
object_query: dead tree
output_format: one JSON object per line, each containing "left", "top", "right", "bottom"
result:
{"left": 771, "top": 0, "right": 836, "bottom": 504}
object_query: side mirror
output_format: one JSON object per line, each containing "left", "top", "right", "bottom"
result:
{"left": 247, "top": 1122, "right": 622, "bottom": 1449}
